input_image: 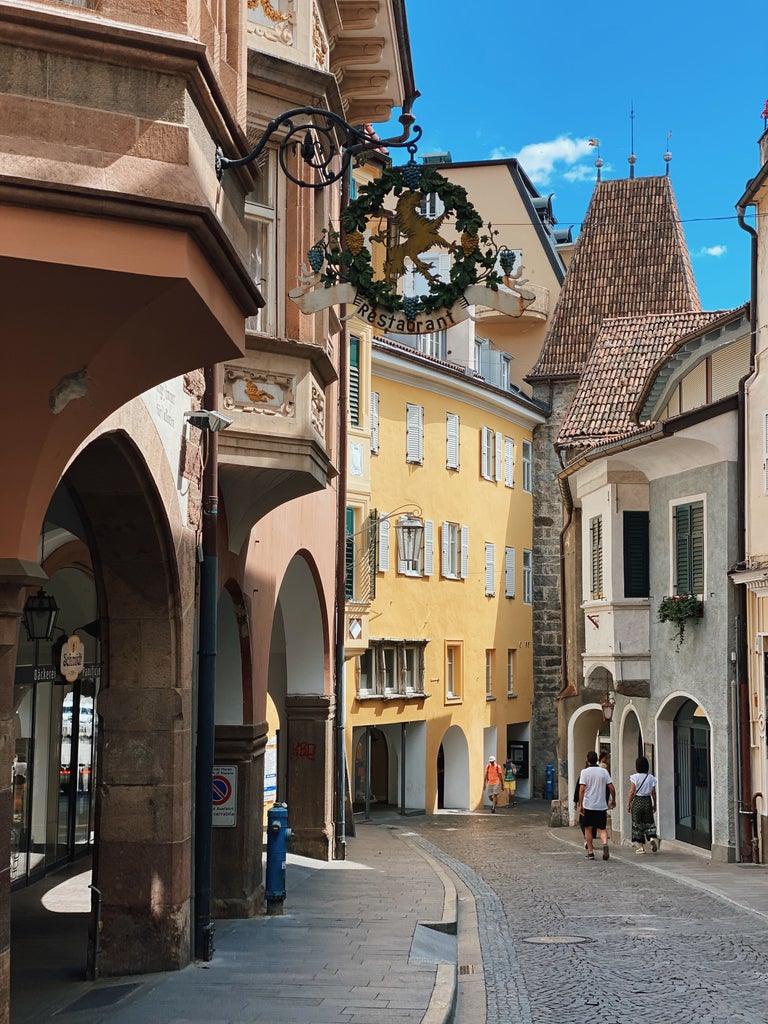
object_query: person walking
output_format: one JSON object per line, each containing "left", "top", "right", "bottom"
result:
{"left": 484, "top": 755, "right": 504, "bottom": 813}
{"left": 578, "top": 750, "right": 615, "bottom": 860}
{"left": 627, "top": 755, "right": 659, "bottom": 854}
{"left": 573, "top": 755, "right": 590, "bottom": 847}
{"left": 503, "top": 758, "right": 518, "bottom": 808}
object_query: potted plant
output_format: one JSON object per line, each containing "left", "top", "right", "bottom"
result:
{"left": 657, "top": 594, "right": 703, "bottom": 650}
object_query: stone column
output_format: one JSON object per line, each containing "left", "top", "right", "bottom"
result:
{"left": 211, "top": 722, "right": 268, "bottom": 918}
{"left": 0, "top": 561, "right": 46, "bottom": 1024}
{"left": 285, "top": 694, "right": 333, "bottom": 860}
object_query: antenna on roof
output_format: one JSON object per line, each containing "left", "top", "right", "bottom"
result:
{"left": 588, "top": 137, "right": 602, "bottom": 181}
{"left": 628, "top": 103, "right": 636, "bottom": 178}
{"left": 663, "top": 130, "right": 672, "bottom": 176}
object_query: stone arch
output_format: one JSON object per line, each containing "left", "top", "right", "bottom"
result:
{"left": 217, "top": 580, "right": 252, "bottom": 726}
{"left": 617, "top": 704, "right": 644, "bottom": 842}
{"left": 64, "top": 429, "right": 191, "bottom": 977}
{"left": 438, "top": 725, "right": 469, "bottom": 810}
{"left": 567, "top": 702, "right": 608, "bottom": 825}
{"left": 657, "top": 692, "right": 713, "bottom": 851}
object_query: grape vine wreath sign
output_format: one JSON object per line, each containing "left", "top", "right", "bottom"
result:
{"left": 289, "top": 158, "right": 536, "bottom": 331}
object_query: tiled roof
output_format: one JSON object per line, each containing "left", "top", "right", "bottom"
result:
{"left": 556, "top": 311, "right": 725, "bottom": 449}
{"left": 527, "top": 176, "right": 700, "bottom": 381}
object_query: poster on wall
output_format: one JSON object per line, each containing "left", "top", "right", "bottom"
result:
{"left": 264, "top": 735, "right": 277, "bottom": 805}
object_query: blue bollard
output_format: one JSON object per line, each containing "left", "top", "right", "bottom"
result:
{"left": 265, "top": 803, "right": 292, "bottom": 915}
{"left": 545, "top": 763, "right": 554, "bottom": 801}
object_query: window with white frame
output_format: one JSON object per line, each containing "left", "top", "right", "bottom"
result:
{"left": 500, "top": 354, "right": 511, "bottom": 392}
{"left": 245, "top": 152, "right": 277, "bottom": 336}
{"left": 507, "top": 649, "right": 515, "bottom": 695}
{"left": 523, "top": 548, "right": 533, "bottom": 604}
{"left": 406, "top": 403, "right": 424, "bottom": 464}
{"left": 485, "top": 649, "right": 494, "bottom": 698}
{"left": 504, "top": 546, "right": 516, "bottom": 598}
{"left": 522, "top": 440, "right": 533, "bottom": 492}
{"left": 446, "top": 413, "right": 460, "bottom": 470}
{"left": 481, "top": 427, "right": 495, "bottom": 481}
{"left": 397, "top": 518, "right": 433, "bottom": 577}
{"left": 589, "top": 515, "right": 604, "bottom": 599}
{"left": 484, "top": 542, "right": 496, "bottom": 596}
{"left": 474, "top": 339, "right": 484, "bottom": 373}
{"left": 446, "top": 643, "right": 462, "bottom": 700}
{"left": 673, "top": 499, "right": 704, "bottom": 596}
{"left": 441, "top": 522, "right": 468, "bottom": 579}
{"left": 357, "top": 641, "right": 427, "bottom": 697}
{"left": 504, "top": 437, "right": 515, "bottom": 487}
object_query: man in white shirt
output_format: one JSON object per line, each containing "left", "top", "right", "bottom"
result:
{"left": 578, "top": 750, "right": 616, "bottom": 860}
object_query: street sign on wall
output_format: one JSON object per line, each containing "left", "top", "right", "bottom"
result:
{"left": 212, "top": 765, "right": 237, "bottom": 827}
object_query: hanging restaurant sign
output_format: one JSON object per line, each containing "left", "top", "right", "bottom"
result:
{"left": 60, "top": 634, "right": 85, "bottom": 683}
{"left": 289, "top": 161, "right": 536, "bottom": 328}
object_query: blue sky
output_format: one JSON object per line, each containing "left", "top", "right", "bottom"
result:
{"left": 377, "top": 1, "right": 766, "bottom": 312}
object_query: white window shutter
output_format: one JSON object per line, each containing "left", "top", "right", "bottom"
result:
{"left": 481, "top": 427, "right": 491, "bottom": 480}
{"left": 460, "top": 525, "right": 469, "bottom": 579}
{"left": 446, "top": 413, "right": 460, "bottom": 470}
{"left": 505, "top": 546, "right": 516, "bottom": 597}
{"left": 378, "top": 517, "right": 390, "bottom": 572}
{"left": 764, "top": 410, "right": 768, "bottom": 493}
{"left": 406, "top": 404, "right": 424, "bottom": 464}
{"left": 371, "top": 391, "right": 379, "bottom": 454}
{"left": 495, "top": 431, "right": 503, "bottom": 481}
{"left": 505, "top": 437, "right": 515, "bottom": 487}
{"left": 440, "top": 522, "right": 450, "bottom": 577}
{"left": 423, "top": 520, "right": 434, "bottom": 576}
{"left": 485, "top": 542, "right": 495, "bottom": 596}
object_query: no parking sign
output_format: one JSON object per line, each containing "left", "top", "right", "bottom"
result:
{"left": 212, "top": 765, "right": 237, "bottom": 827}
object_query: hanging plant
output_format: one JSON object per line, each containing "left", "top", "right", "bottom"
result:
{"left": 657, "top": 594, "right": 703, "bottom": 651}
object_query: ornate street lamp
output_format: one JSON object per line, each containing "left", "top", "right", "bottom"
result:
{"left": 601, "top": 691, "right": 616, "bottom": 723}
{"left": 395, "top": 515, "right": 423, "bottom": 567}
{"left": 22, "top": 588, "right": 59, "bottom": 643}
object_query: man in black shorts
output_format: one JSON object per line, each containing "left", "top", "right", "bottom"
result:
{"left": 578, "top": 750, "right": 616, "bottom": 860}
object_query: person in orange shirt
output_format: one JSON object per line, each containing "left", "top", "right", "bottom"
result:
{"left": 484, "top": 755, "right": 504, "bottom": 813}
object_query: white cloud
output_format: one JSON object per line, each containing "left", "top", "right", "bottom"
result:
{"left": 512, "top": 136, "right": 593, "bottom": 185}
{"left": 698, "top": 245, "right": 727, "bottom": 258}
{"left": 489, "top": 146, "right": 514, "bottom": 161}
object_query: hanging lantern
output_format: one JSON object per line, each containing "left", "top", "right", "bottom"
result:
{"left": 22, "top": 588, "right": 60, "bottom": 643}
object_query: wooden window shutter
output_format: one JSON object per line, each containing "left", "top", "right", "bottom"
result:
{"left": 446, "top": 412, "right": 460, "bottom": 469}
{"left": 505, "top": 546, "right": 516, "bottom": 598}
{"left": 423, "top": 520, "right": 434, "bottom": 576}
{"left": 460, "top": 525, "right": 469, "bottom": 579}
{"left": 349, "top": 336, "right": 360, "bottom": 427}
{"left": 406, "top": 404, "right": 423, "bottom": 464}
{"left": 623, "top": 511, "right": 649, "bottom": 598}
{"left": 484, "top": 543, "right": 495, "bottom": 596}
{"left": 378, "top": 517, "right": 390, "bottom": 573}
{"left": 371, "top": 391, "right": 379, "bottom": 454}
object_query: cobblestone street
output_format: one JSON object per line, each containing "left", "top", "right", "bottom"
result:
{"left": 400, "top": 803, "right": 768, "bottom": 1024}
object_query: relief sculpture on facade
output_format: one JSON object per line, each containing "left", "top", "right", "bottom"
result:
{"left": 223, "top": 366, "right": 295, "bottom": 418}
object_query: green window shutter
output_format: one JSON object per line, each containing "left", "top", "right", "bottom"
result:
{"left": 623, "top": 511, "right": 649, "bottom": 598}
{"left": 345, "top": 506, "right": 355, "bottom": 599}
{"left": 590, "top": 516, "right": 603, "bottom": 599}
{"left": 349, "top": 336, "right": 360, "bottom": 427}
{"left": 674, "top": 501, "right": 704, "bottom": 595}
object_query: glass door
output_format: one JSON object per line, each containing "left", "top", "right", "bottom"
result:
{"left": 674, "top": 699, "right": 711, "bottom": 849}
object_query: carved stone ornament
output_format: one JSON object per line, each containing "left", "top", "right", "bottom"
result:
{"left": 223, "top": 366, "right": 295, "bottom": 418}
{"left": 247, "top": 0, "right": 294, "bottom": 46}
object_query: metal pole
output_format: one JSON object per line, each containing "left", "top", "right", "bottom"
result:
{"left": 333, "top": 167, "right": 351, "bottom": 860}
{"left": 194, "top": 365, "right": 220, "bottom": 961}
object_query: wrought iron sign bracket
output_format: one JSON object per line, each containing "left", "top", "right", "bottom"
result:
{"left": 215, "top": 93, "right": 422, "bottom": 189}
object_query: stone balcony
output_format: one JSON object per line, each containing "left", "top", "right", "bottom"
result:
{"left": 581, "top": 598, "right": 651, "bottom": 697}
{"left": 217, "top": 336, "right": 337, "bottom": 552}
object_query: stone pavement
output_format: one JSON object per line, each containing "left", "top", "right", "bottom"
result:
{"left": 11, "top": 819, "right": 457, "bottom": 1024}
{"left": 11, "top": 804, "right": 768, "bottom": 1023}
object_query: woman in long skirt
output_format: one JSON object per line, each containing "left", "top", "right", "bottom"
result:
{"left": 627, "top": 755, "right": 659, "bottom": 854}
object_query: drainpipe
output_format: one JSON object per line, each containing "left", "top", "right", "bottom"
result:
{"left": 333, "top": 169, "right": 350, "bottom": 861}
{"left": 735, "top": 204, "right": 758, "bottom": 861}
{"left": 194, "top": 364, "right": 220, "bottom": 958}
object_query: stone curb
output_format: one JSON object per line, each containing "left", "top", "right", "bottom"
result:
{"left": 399, "top": 834, "right": 458, "bottom": 1024}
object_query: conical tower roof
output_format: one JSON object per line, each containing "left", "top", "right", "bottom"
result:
{"left": 527, "top": 175, "right": 700, "bottom": 382}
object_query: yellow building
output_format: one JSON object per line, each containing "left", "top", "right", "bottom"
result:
{"left": 343, "top": 157, "right": 567, "bottom": 812}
